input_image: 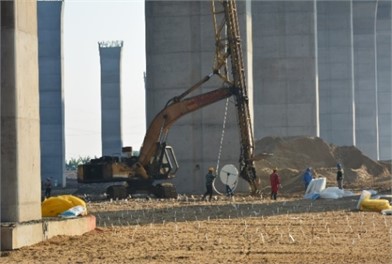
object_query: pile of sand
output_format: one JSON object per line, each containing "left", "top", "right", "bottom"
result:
{"left": 254, "top": 136, "right": 391, "bottom": 194}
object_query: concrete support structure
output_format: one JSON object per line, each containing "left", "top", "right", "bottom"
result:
{"left": 376, "top": 1, "right": 392, "bottom": 160}
{"left": 353, "top": 0, "right": 379, "bottom": 160}
{"left": 145, "top": 1, "right": 253, "bottom": 193}
{"left": 1, "top": 215, "right": 96, "bottom": 250}
{"left": 38, "top": 0, "right": 65, "bottom": 187}
{"left": 251, "top": 0, "right": 391, "bottom": 160}
{"left": 317, "top": 1, "right": 355, "bottom": 146}
{"left": 1, "top": 1, "right": 96, "bottom": 250}
{"left": 252, "top": 1, "right": 319, "bottom": 140}
{"left": 1, "top": 0, "right": 42, "bottom": 223}
{"left": 98, "top": 41, "right": 123, "bottom": 156}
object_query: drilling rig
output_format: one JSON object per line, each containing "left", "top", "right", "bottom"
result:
{"left": 211, "top": 0, "right": 258, "bottom": 193}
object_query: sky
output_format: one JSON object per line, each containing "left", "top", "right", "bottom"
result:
{"left": 63, "top": 0, "right": 146, "bottom": 160}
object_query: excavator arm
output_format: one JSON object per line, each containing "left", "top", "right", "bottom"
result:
{"left": 135, "top": 84, "right": 235, "bottom": 179}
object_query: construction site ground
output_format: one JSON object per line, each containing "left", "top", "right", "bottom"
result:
{"left": 1, "top": 184, "right": 391, "bottom": 264}
{"left": 1, "top": 136, "right": 391, "bottom": 263}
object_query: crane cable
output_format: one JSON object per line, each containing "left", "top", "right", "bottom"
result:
{"left": 213, "top": 97, "right": 230, "bottom": 195}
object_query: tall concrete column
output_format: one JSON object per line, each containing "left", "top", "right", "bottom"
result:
{"left": 252, "top": 1, "right": 319, "bottom": 140}
{"left": 317, "top": 1, "right": 355, "bottom": 146}
{"left": 98, "top": 41, "right": 123, "bottom": 157}
{"left": 352, "top": 0, "right": 379, "bottom": 159}
{"left": 38, "top": 0, "right": 65, "bottom": 187}
{"left": 145, "top": 1, "right": 252, "bottom": 193}
{"left": 376, "top": 1, "right": 391, "bottom": 160}
{"left": 1, "top": 0, "right": 41, "bottom": 222}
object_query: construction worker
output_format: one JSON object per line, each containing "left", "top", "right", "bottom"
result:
{"left": 202, "top": 167, "right": 216, "bottom": 201}
{"left": 269, "top": 168, "right": 281, "bottom": 200}
{"left": 303, "top": 167, "right": 313, "bottom": 191}
{"left": 44, "top": 178, "right": 52, "bottom": 198}
{"left": 336, "top": 163, "right": 344, "bottom": 189}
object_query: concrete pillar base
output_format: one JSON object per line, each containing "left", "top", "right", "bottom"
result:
{"left": 1, "top": 215, "right": 96, "bottom": 250}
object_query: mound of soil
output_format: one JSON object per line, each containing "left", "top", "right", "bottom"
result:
{"left": 254, "top": 136, "right": 391, "bottom": 195}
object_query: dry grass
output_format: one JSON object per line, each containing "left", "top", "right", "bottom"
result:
{"left": 2, "top": 194, "right": 391, "bottom": 264}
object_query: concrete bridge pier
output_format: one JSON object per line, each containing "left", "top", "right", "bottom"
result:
{"left": 1, "top": 0, "right": 95, "bottom": 250}
{"left": 1, "top": 0, "right": 42, "bottom": 224}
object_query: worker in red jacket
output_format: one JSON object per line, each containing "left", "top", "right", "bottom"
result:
{"left": 270, "top": 168, "right": 281, "bottom": 200}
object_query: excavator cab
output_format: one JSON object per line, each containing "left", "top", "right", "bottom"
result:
{"left": 160, "top": 146, "right": 179, "bottom": 178}
{"left": 148, "top": 144, "right": 179, "bottom": 180}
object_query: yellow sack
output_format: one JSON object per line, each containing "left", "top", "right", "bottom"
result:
{"left": 360, "top": 198, "right": 392, "bottom": 212}
{"left": 62, "top": 195, "right": 86, "bottom": 208}
{"left": 42, "top": 195, "right": 87, "bottom": 217}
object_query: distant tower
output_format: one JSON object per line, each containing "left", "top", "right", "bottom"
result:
{"left": 38, "top": 0, "right": 65, "bottom": 187}
{"left": 98, "top": 41, "right": 123, "bottom": 156}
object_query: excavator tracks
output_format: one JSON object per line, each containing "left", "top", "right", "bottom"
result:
{"left": 106, "top": 182, "right": 178, "bottom": 199}
{"left": 153, "top": 183, "right": 178, "bottom": 199}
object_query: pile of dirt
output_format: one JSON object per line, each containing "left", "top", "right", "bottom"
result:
{"left": 254, "top": 136, "right": 391, "bottom": 195}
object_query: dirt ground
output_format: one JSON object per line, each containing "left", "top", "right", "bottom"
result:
{"left": 1, "top": 190, "right": 392, "bottom": 264}
{"left": 1, "top": 136, "right": 391, "bottom": 263}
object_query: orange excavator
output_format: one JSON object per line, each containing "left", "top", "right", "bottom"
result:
{"left": 77, "top": 0, "right": 258, "bottom": 198}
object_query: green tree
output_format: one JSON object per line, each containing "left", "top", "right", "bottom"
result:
{"left": 65, "top": 156, "right": 92, "bottom": 170}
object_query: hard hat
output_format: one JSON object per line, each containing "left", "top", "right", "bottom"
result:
{"left": 337, "top": 163, "right": 341, "bottom": 169}
{"left": 208, "top": 167, "right": 214, "bottom": 172}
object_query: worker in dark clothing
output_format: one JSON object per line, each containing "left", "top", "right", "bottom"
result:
{"left": 226, "top": 184, "right": 234, "bottom": 198}
{"left": 44, "top": 178, "right": 52, "bottom": 198}
{"left": 336, "top": 163, "right": 344, "bottom": 189}
{"left": 225, "top": 172, "right": 234, "bottom": 198}
{"left": 202, "top": 167, "right": 216, "bottom": 202}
